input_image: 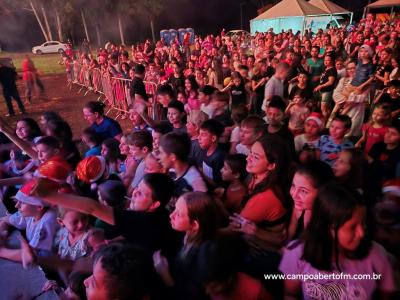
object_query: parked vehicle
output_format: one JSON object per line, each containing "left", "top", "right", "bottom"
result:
{"left": 32, "top": 41, "right": 67, "bottom": 55}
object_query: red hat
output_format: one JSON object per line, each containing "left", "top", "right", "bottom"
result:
{"left": 37, "top": 157, "right": 72, "bottom": 183}
{"left": 14, "top": 180, "right": 49, "bottom": 207}
{"left": 305, "top": 112, "right": 324, "bottom": 130}
{"left": 76, "top": 156, "right": 106, "bottom": 183}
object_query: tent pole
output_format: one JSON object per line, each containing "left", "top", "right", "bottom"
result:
{"left": 350, "top": 13, "right": 353, "bottom": 25}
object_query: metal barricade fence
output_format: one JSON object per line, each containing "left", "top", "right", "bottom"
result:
{"left": 67, "top": 62, "right": 161, "bottom": 121}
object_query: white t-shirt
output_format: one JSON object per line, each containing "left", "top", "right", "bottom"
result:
{"left": 131, "top": 159, "right": 146, "bottom": 189}
{"left": 9, "top": 209, "right": 58, "bottom": 252}
{"left": 230, "top": 126, "right": 240, "bottom": 143}
{"left": 236, "top": 143, "right": 250, "bottom": 155}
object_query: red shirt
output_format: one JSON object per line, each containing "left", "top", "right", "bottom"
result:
{"left": 241, "top": 189, "right": 286, "bottom": 224}
{"left": 362, "top": 124, "right": 388, "bottom": 154}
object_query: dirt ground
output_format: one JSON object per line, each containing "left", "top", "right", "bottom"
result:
{"left": 0, "top": 74, "right": 131, "bottom": 138}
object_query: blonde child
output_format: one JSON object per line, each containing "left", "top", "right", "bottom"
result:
{"left": 119, "top": 134, "right": 138, "bottom": 187}
{"left": 55, "top": 207, "right": 91, "bottom": 261}
{"left": 285, "top": 91, "right": 311, "bottom": 135}
{"left": 355, "top": 104, "right": 391, "bottom": 154}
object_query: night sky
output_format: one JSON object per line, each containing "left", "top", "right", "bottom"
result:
{"left": 0, "top": 0, "right": 370, "bottom": 51}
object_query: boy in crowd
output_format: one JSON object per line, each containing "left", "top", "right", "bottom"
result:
{"left": 129, "top": 107, "right": 151, "bottom": 132}
{"left": 265, "top": 96, "right": 295, "bottom": 157}
{"left": 159, "top": 132, "right": 207, "bottom": 198}
{"left": 151, "top": 122, "right": 173, "bottom": 155}
{"left": 136, "top": 84, "right": 175, "bottom": 126}
{"left": 262, "top": 61, "right": 290, "bottom": 111}
{"left": 317, "top": 114, "right": 354, "bottom": 166}
{"left": 129, "top": 64, "right": 148, "bottom": 103}
{"left": 199, "top": 85, "right": 217, "bottom": 118}
{"left": 127, "top": 130, "right": 153, "bottom": 194}
{"left": 235, "top": 115, "right": 265, "bottom": 155}
{"left": 186, "top": 110, "right": 209, "bottom": 167}
{"left": 198, "top": 119, "right": 226, "bottom": 186}
{"left": 306, "top": 45, "right": 324, "bottom": 88}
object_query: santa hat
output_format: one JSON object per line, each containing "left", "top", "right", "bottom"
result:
{"left": 382, "top": 179, "right": 400, "bottom": 197}
{"left": 36, "top": 157, "right": 72, "bottom": 183}
{"left": 305, "top": 112, "right": 324, "bottom": 130}
{"left": 14, "top": 180, "right": 49, "bottom": 207}
{"left": 76, "top": 156, "right": 106, "bottom": 183}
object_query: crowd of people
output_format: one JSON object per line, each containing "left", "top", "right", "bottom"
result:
{"left": 0, "top": 12, "right": 399, "bottom": 300}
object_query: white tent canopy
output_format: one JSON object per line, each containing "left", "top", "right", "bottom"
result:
{"left": 367, "top": 0, "right": 400, "bottom": 8}
{"left": 309, "top": 0, "right": 349, "bottom": 14}
{"left": 309, "top": 0, "right": 353, "bottom": 25}
{"left": 250, "top": 0, "right": 346, "bottom": 35}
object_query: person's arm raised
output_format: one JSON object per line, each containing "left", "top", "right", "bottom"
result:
{"left": 33, "top": 179, "right": 115, "bottom": 225}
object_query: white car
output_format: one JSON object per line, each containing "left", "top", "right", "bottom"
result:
{"left": 32, "top": 41, "right": 67, "bottom": 55}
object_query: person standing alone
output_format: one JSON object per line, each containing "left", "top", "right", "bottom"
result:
{"left": 0, "top": 62, "right": 26, "bottom": 116}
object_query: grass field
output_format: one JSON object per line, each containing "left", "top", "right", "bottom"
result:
{"left": 0, "top": 52, "right": 64, "bottom": 75}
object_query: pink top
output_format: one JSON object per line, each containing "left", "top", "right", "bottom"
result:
{"left": 279, "top": 241, "right": 396, "bottom": 300}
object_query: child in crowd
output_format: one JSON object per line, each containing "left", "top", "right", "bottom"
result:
{"left": 118, "top": 134, "right": 138, "bottom": 187}
{"left": 81, "top": 127, "right": 102, "bottom": 158}
{"left": 332, "top": 149, "right": 368, "bottom": 192}
{"left": 144, "top": 152, "right": 165, "bottom": 174}
{"left": 129, "top": 107, "right": 150, "bottom": 132}
{"left": 219, "top": 154, "right": 248, "bottom": 213}
{"left": 101, "top": 138, "right": 122, "bottom": 175}
{"left": 159, "top": 132, "right": 207, "bottom": 198}
{"left": 262, "top": 62, "right": 290, "bottom": 111}
{"left": 317, "top": 114, "right": 354, "bottom": 166}
{"left": 151, "top": 121, "right": 173, "bottom": 156}
{"left": 55, "top": 207, "right": 91, "bottom": 261}
{"left": 185, "top": 75, "right": 200, "bottom": 111}
{"left": 229, "top": 104, "right": 249, "bottom": 154}
{"left": 356, "top": 104, "right": 391, "bottom": 154}
{"left": 224, "top": 71, "right": 247, "bottom": 107}
{"left": 0, "top": 180, "right": 57, "bottom": 264}
{"left": 285, "top": 91, "right": 310, "bottom": 135}
{"left": 235, "top": 115, "right": 265, "bottom": 155}
{"left": 280, "top": 183, "right": 396, "bottom": 299}
{"left": 167, "top": 100, "right": 187, "bottom": 134}
{"left": 153, "top": 192, "right": 225, "bottom": 299}
{"left": 294, "top": 112, "right": 324, "bottom": 153}
{"left": 198, "top": 119, "right": 226, "bottom": 186}
{"left": 127, "top": 130, "right": 153, "bottom": 193}
{"left": 186, "top": 110, "right": 209, "bottom": 167}
{"left": 199, "top": 85, "right": 218, "bottom": 118}
{"left": 266, "top": 97, "right": 296, "bottom": 157}
{"left": 344, "top": 45, "right": 375, "bottom": 97}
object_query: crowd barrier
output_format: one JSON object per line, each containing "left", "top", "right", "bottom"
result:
{"left": 67, "top": 62, "right": 159, "bottom": 120}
